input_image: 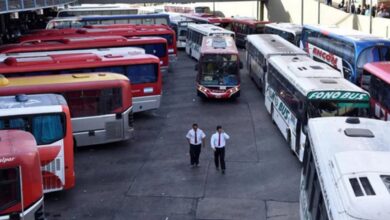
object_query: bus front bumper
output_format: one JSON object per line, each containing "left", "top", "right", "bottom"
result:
{"left": 71, "top": 107, "right": 134, "bottom": 147}
{"left": 0, "top": 197, "right": 44, "bottom": 220}
{"left": 197, "top": 86, "right": 240, "bottom": 99}
{"left": 133, "top": 95, "right": 162, "bottom": 113}
{"left": 177, "top": 40, "right": 186, "bottom": 49}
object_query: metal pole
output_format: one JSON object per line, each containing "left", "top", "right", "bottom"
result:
{"left": 369, "top": 0, "right": 373, "bottom": 33}
{"left": 213, "top": 1, "right": 215, "bottom": 16}
{"left": 301, "top": 0, "right": 304, "bottom": 25}
{"left": 257, "top": 0, "right": 259, "bottom": 20}
{"left": 318, "top": 0, "right": 321, "bottom": 24}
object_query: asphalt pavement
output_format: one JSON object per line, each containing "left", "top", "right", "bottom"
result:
{"left": 44, "top": 50, "right": 302, "bottom": 220}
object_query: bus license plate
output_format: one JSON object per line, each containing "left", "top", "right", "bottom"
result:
{"left": 220, "top": 86, "right": 226, "bottom": 90}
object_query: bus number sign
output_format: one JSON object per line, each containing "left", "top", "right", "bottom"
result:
{"left": 307, "top": 91, "right": 369, "bottom": 101}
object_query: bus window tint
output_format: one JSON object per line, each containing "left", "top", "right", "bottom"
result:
{"left": 32, "top": 115, "right": 64, "bottom": 145}
{"left": 155, "top": 18, "right": 168, "bottom": 25}
{"left": 161, "top": 34, "right": 173, "bottom": 45}
{"left": 144, "top": 44, "right": 166, "bottom": 57}
{"left": 307, "top": 101, "right": 368, "bottom": 118}
{"left": 64, "top": 88, "right": 122, "bottom": 117}
{"left": 358, "top": 46, "right": 390, "bottom": 70}
{"left": 370, "top": 75, "right": 390, "bottom": 110}
{"left": 125, "top": 64, "right": 157, "bottom": 84}
{"left": 94, "top": 66, "right": 125, "bottom": 75}
{"left": 0, "top": 167, "right": 20, "bottom": 210}
{"left": 200, "top": 55, "right": 239, "bottom": 86}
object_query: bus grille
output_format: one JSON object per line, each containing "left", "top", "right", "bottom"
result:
{"left": 42, "top": 158, "right": 62, "bottom": 191}
{"left": 106, "top": 121, "right": 122, "bottom": 140}
{"left": 128, "top": 112, "right": 134, "bottom": 128}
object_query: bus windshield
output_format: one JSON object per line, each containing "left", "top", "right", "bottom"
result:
{"left": 307, "top": 100, "right": 369, "bottom": 118}
{"left": 0, "top": 114, "right": 65, "bottom": 145}
{"left": 200, "top": 54, "right": 239, "bottom": 86}
{"left": 357, "top": 46, "right": 390, "bottom": 70}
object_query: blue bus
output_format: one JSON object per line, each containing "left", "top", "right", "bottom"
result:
{"left": 46, "top": 14, "right": 170, "bottom": 29}
{"left": 301, "top": 25, "right": 390, "bottom": 85}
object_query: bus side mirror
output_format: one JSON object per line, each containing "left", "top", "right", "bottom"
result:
{"left": 195, "top": 64, "right": 198, "bottom": 71}
{"left": 302, "top": 125, "right": 308, "bottom": 135}
{"left": 239, "top": 61, "right": 243, "bottom": 69}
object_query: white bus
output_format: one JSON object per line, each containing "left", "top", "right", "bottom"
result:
{"left": 170, "top": 16, "right": 194, "bottom": 49}
{"left": 57, "top": 5, "right": 138, "bottom": 17}
{"left": 264, "top": 23, "right": 303, "bottom": 47}
{"left": 265, "top": 55, "right": 370, "bottom": 161}
{"left": 186, "top": 23, "right": 235, "bottom": 60}
{"left": 246, "top": 34, "right": 307, "bottom": 92}
{"left": 164, "top": 4, "right": 210, "bottom": 14}
{"left": 300, "top": 117, "right": 390, "bottom": 220}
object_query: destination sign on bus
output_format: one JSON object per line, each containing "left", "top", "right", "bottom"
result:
{"left": 307, "top": 91, "right": 369, "bottom": 101}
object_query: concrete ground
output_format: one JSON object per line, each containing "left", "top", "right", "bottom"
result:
{"left": 44, "top": 50, "right": 302, "bottom": 220}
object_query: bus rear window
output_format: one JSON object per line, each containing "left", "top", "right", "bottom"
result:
{"left": 64, "top": 88, "right": 122, "bottom": 117}
{"left": 144, "top": 43, "right": 167, "bottom": 57}
{"left": 161, "top": 34, "right": 173, "bottom": 45}
{"left": 125, "top": 64, "right": 158, "bottom": 84}
{"left": 0, "top": 167, "right": 20, "bottom": 211}
{"left": 0, "top": 114, "right": 65, "bottom": 145}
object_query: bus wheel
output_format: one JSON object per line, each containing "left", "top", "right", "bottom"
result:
{"left": 73, "top": 137, "right": 78, "bottom": 152}
{"left": 286, "top": 128, "right": 291, "bottom": 146}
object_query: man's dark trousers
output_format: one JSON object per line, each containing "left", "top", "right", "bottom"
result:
{"left": 214, "top": 147, "right": 225, "bottom": 170}
{"left": 190, "top": 144, "right": 201, "bottom": 165}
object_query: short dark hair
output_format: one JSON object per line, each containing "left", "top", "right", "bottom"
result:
{"left": 216, "top": 125, "right": 222, "bottom": 130}
{"left": 193, "top": 123, "right": 198, "bottom": 127}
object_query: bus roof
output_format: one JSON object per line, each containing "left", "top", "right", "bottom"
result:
{"left": 0, "top": 130, "right": 38, "bottom": 164}
{"left": 304, "top": 24, "right": 390, "bottom": 44}
{"left": 50, "top": 13, "right": 170, "bottom": 21}
{"left": 232, "top": 18, "right": 270, "bottom": 26}
{"left": 0, "top": 36, "right": 166, "bottom": 54}
{"left": 268, "top": 55, "right": 368, "bottom": 96}
{"left": 246, "top": 34, "right": 307, "bottom": 58}
{"left": 265, "top": 23, "right": 303, "bottom": 34}
{"left": 200, "top": 36, "right": 238, "bottom": 55}
{"left": 0, "top": 53, "right": 159, "bottom": 74}
{"left": 0, "top": 94, "right": 67, "bottom": 109}
{"left": 183, "top": 13, "right": 232, "bottom": 24}
{"left": 308, "top": 117, "right": 390, "bottom": 219}
{"left": 187, "top": 23, "right": 234, "bottom": 36}
{"left": 0, "top": 46, "right": 145, "bottom": 62}
{"left": 364, "top": 62, "right": 390, "bottom": 85}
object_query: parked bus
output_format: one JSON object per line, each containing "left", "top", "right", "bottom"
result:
{"left": 264, "top": 23, "right": 302, "bottom": 47}
{"left": 183, "top": 13, "right": 232, "bottom": 29}
{"left": 363, "top": 62, "right": 390, "bottom": 120}
{"left": 0, "top": 36, "right": 169, "bottom": 71}
{"left": 231, "top": 18, "right": 270, "bottom": 48}
{"left": 300, "top": 117, "right": 390, "bottom": 220}
{"left": 301, "top": 25, "right": 390, "bottom": 84}
{"left": 164, "top": 4, "right": 210, "bottom": 14}
{"left": 0, "top": 73, "right": 134, "bottom": 147}
{"left": 170, "top": 17, "right": 194, "bottom": 49}
{"left": 0, "top": 130, "right": 44, "bottom": 220}
{"left": 0, "top": 53, "right": 161, "bottom": 113}
{"left": 186, "top": 23, "right": 235, "bottom": 60}
{"left": 265, "top": 55, "right": 370, "bottom": 161}
{"left": 20, "top": 24, "right": 177, "bottom": 62}
{"left": 196, "top": 36, "right": 242, "bottom": 99}
{"left": 246, "top": 34, "right": 307, "bottom": 92}
{"left": 57, "top": 5, "right": 138, "bottom": 17}
{"left": 46, "top": 14, "right": 171, "bottom": 29}
{"left": 0, "top": 94, "right": 74, "bottom": 193}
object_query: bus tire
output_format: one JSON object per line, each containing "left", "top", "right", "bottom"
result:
{"left": 73, "top": 137, "right": 78, "bottom": 152}
{"left": 286, "top": 128, "right": 291, "bottom": 146}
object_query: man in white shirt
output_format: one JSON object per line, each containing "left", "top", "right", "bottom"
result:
{"left": 186, "top": 123, "right": 206, "bottom": 168}
{"left": 210, "top": 125, "right": 230, "bottom": 174}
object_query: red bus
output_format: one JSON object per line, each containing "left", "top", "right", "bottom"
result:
{"left": 363, "top": 62, "right": 390, "bottom": 121}
{"left": 196, "top": 35, "right": 242, "bottom": 99}
{"left": 0, "top": 94, "right": 75, "bottom": 193}
{"left": 0, "top": 36, "right": 169, "bottom": 71}
{"left": 231, "top": 18, "right": 271, "bottom": 48}
{"left": 0, "top": 52, "right": 162, "bottom": 113}
{"left": 0, "top": 130, "right": 44, "bottom": 219}
{"left": 183, "top": 13, "right": 232, "bottom": 29}
{"left": 18, "top": 24, "right": 177, "bottom": 63}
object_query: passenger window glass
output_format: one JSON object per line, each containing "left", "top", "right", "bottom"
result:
{"left": 32, "top": 115, "right": 64, "bottom": 145}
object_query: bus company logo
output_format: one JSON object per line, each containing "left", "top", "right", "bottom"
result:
{"left": 308, "top": 91, "right": 369, "bottom": 101}
{"left": 277, "top": 100, "right": 290, "bottom": 120}
{"left": 312, "top": 47, "right": 338, "bottom": 67}
{"left": 0, "top": 156, "right": 15, "bottom": 164}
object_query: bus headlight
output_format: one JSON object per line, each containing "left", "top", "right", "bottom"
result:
{"left": 229, "top": 87, "right": 239, "bottom": 94}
